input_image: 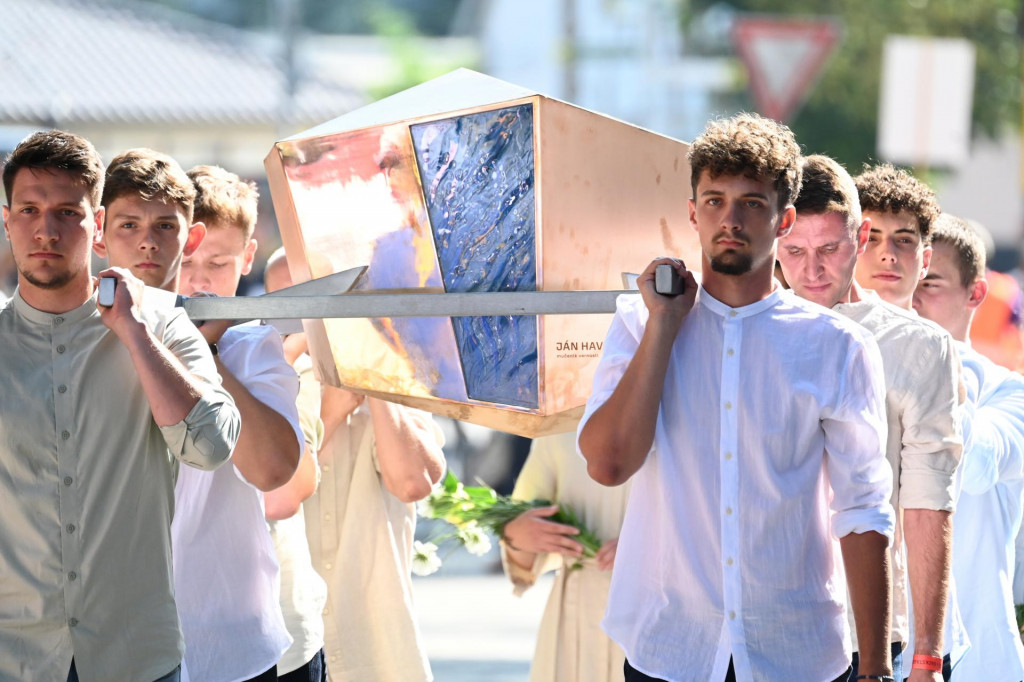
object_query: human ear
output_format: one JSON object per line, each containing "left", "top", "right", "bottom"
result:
{"left": 241, "top": 238, "right": 258, "bottom": 276}
{"left": 967, "top": 277, "right": 988, "bottom": 310}
{"left": 91, "top": 207, "right": 106, "bottom": 257}
{"left": 776, "top": 206, "right": 796, "bottom": 238}
{"left": 919, "top": 245, "right": 933, "bottom": 280}
{"left": 856, "top": 218, "right": 870, "bottom": 254}
{"left": 183, "top": 222, "right": 207, "bottom": 257}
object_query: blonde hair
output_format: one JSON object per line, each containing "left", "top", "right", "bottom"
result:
{"left": 187, "top": 165, "right": 259, "bottom": 240}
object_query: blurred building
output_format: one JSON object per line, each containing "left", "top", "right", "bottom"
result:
{"left": 468, "top": 0, "right": 732, "bottom": 142}
{"left": 0, "top": 0, "right": 363, "bottom": 178}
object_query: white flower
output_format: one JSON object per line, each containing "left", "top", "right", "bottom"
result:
{"left": 458, "top": 523, "right": 492, "bottom": 556}
{"left": 411, "top": 541, "right": 442, "bottom": 576}
{"left": 417, "top": 494, "right": 436, "bottom": 518}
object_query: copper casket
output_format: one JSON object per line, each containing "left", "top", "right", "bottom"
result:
{"left": 265, "top": 69, "right": 699, "bottom": 437}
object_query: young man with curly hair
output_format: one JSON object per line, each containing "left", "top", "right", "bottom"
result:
{"left": 579, "top": 114, "right": 896, "bottom": 682}
{"left": 777, "top": 155, "right": 963, "bottom": 682}
{"left": 854, "top": 164, "right": 941, "bottom": 311}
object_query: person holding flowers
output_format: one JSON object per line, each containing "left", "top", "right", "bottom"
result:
{"left": 501, "top": 431, "right": 631, "bottom": 682}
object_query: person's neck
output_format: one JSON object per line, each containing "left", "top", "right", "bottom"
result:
{"left": 838, "top": 279, "right": 867, "bottom": 305}
{"left": 700, "top": 258, "right": 777, "bottom": 309}
{"left": 952, "top": 316, "right": 972, "bottom": 343}
{"left": 19, "top": 275, "right": 94, "bottom": 314}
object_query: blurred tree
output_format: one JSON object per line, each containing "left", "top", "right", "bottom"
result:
{"left": 140, "top": 0, "right": 463, "bottom": 36}
{"left": 363, "top": 6, "right": 478, "bottom": 100}
{"left": 682, "top": 0, "right": 1022, "bottom": 168}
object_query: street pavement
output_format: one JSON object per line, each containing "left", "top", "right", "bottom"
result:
{"left": 412, "top": 566, "right": 554, "bottom": 682}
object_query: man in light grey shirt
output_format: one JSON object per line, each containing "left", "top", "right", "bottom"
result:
{"left": 777, "top": 155, "right": 961, "bottom": 682}
{"left": 0, "top": 130, "right": 240, "bottom": 681}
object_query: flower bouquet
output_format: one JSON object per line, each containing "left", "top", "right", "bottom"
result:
{"left": 412, "top": 470, "right": 601, "bottom": 576}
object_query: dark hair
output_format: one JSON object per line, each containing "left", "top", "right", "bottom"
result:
{"left": 3, "top": 130, "right": 105, "bottom": 210}
{"left": 102, "top": 149, "right": 196, "bottom": 222}
{"left": 854, "top": 163, "right": 940, "bottom": 242}
{"left": 930, "top": 214, "right": 986, "bottom": 288}
{"left": 794, "top": 155, "right": 861, "bottom": 234}
{"left": 689, "top": 113, "right": 802, "bottom": 209}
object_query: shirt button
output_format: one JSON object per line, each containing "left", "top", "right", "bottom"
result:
{"left": 61, "top": 430, "right": 70, "bottom": 440}
{"left": 322, "top": 465, "right": 330, "bottom": 473}
{"left": 58, "top": 385, "right": 67, "bottom": 394}
{"left": 724, "top": 452, "right": 733, "bottom": 461}
{"left": 727, "top": 348, "right": 735, "bottom": 357}
{"left": 323, "top": 608, "right": 330, "bottom": 616}
{"left": 725, "top": 507, "right": 733, "bottom": 516}
{"left": 729, "top": 611, "right": 736, "bottom": 620}
{"left": 54, "top": 317, "right": 64, "bottom": 325}
{"left": 724, "top": 402, "right": 732, "bottom": 410}
{"left": 68, "top": 618, "right": 78, "bottom": 627}
{"left": 324, "top": 514, "right": 331, "bottom": 521}
{"left": 325, "top": 563, "right": 333, "bottom": 570}
{"left": 726, "top": 557, "right": 734, "bottom": 566}
{"left": 68, "top": 571, "right": 77, "bottom": 581}
{"left": 63, "top": 476, "right": 73, "bottom": 486}
{"left": 729, "top": 310, "right": 737, "bottom": 318}
{"left": 56, "top": 345, "right": 66, "bottom": 354}
{"left": 66, "top": 523, "right": 76, "bottom": 534}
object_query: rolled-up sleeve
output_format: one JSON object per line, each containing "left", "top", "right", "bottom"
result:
{"left": 825, "top": 333, "right": 896, "bottom": 543}
{"left": 899, "top": 333, "right": 962, "bottom": 511}
{"left": 156, "top": 310, "right": 240, "bottom": 470}
{"left": 160, "top": 386, "right": 240, "bottom": 470}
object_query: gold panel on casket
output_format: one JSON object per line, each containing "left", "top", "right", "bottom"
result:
{"left": 265, "top": 69, "right": 700, "bottom": 437}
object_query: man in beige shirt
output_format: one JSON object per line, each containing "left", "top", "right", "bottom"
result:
{"left": 777, "top": 155, "right": 962, "bottom": 682}
{"left": 0, "top": 130, "right": 240, "bottom": 682}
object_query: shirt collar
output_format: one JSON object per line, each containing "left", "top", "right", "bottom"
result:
{"left": 12, "top": 287, "right": 99, "bottom": 327}
{"left": 698, "top": 281, "right": 783, "bottom": 320}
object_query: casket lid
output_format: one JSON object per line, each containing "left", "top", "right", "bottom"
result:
{"left": 285, "top": 69, "right": 537, "bottom": 141}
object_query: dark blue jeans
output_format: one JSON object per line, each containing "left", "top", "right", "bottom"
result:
{"left": 850, "top": 641, "right": 904, "bottom": 681}
{"left": 625, "top": 657, "right": 852, "bottom": 681}
{"left": 278, "top": 648, "right": 327, "bottom": 682}
{"left": 67, "top": 660, "right": 180, "bottom": 682}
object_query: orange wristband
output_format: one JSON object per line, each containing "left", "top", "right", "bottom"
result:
{"left": 911, "top": 655, "right": 943, "bottom": 672}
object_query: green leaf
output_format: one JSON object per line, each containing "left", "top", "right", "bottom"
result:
{"left": 442, "top": 469, "right": 458, "bottom": 494}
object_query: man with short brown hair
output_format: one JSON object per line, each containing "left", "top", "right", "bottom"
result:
{"left": 778, "top": 155, "right": 963, "bottom": 682}
{"left": 0, "top": 131, "right": 239, "bottom": 681}
{"left": 914, "top": 215, "right": 1024, "bottom": 681}
{"left": 579, "top": 115, "right": 895, "bottom": 682}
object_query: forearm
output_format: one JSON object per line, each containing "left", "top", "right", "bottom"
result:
{"left": 218, "top": 361, "right": 301, "bottom": 491}
{"left": 319, "top": 384, "right": 363, "bottom": 450}
{"left": 121, "top": 320, "right": 205, "bottom": 426}
{"left": 370, "top": 398, "right": 445, "bottom": 502}
{"left": 904, "top": 508, "right": 952, "bottom": 656}
{"left": 265, "top": 444, "right": 318, "bottom": 520}
{"left": 841, "top": 530, "right": 893, "bottom": 675}
{"left": 579, "top": 317, "right": 677, "bottom": 486}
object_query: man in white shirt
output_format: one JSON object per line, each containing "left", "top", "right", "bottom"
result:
{"left": 777, "top": 155, "right": 963, "bottom": 682}
{"left": 578, "top": 113, "right": 896, "bottom": 682}
{"left": 913, "top": 215, "right": 1024, "bottom": 680}
{"left": 99, "top": 154, "right": 303, "bottom": 681}
{"left": 851, "top": 164, "right": 964, "bottom": 680}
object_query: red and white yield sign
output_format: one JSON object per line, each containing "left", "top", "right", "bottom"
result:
{"left": 732, "top": 17, "right": 841, "bottom": 123}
